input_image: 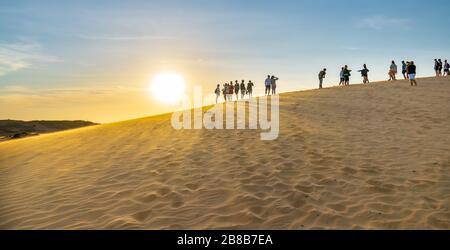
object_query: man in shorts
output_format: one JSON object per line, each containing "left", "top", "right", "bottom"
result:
{"left": 444, "top": 60, "right": 450, "bottom": 76}
{"left": 407, "top": 61, "right": 417, "bottom": 86}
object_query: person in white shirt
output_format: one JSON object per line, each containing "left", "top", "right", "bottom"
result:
{"left": 389, "top": 60, "right": 398, "bottom": 81}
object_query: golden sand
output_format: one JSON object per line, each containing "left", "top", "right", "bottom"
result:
{"left": 0, "top": 77, "right": 449, "bottom": 229}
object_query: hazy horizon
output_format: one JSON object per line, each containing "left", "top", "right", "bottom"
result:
{"left": 1, "top": 0, "right": 449, "bottom": 123}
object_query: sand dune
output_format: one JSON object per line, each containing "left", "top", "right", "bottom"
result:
{"left": 0, "top": 77, "right": 449, "bottom": 229}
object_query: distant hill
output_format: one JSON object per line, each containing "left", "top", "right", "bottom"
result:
{"left": 0, "top": 120, "right": 98, "bottom": 141}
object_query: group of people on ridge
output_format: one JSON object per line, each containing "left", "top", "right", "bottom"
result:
{"left": 214, "top": 58, "right": 448, "bottom": 103}
{"left": 214, "top": 80, "right": 255, "bottom": 103}
{"left": 434, "top": 59, "right": 450, "bottom": 77}
{"left": 390, "top": 60, "right": 418, "bottom": 86}
{"left": 213, "top": 75, "right": 279, "bottom": 103}
{"left": 319, "top": 60, "right": 424, "bottom": 88}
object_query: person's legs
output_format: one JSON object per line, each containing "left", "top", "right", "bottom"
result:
{"left": 319, "top": 79, "right": 323, "bottom": 89}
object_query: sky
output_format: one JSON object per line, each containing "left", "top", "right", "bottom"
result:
{"left": 1, "top": 0, "right": 449, "bottom": 123}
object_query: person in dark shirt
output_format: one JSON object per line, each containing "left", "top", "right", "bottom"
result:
{"left": 407, "top": 61, "right": 417, "bottom": 86}
{"left": 434, "top": 59, "right": 439, "bottom": 76}
{"left": 247, "top": 80, "right": 254, "bottom": 97}
{"left": 438, "top": 59, "right": 443, "bottom": 76}
{"left": 318, "top": 68, "right": 326, "bottom": 89}
{"left": 401, "top": 61, "right": 408, "bottom": 79}
{"left": 343, "top": 65, "right": 351, "bottom": 86}
{"left": 444, "top": 60, "right": 450, "bottom": 76}
{"left": 358, "top": 64, "right": 370, "bottom": 84}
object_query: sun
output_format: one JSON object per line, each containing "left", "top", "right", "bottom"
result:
{"left": 150, "top": 72, "right": 186, "bottom": 105}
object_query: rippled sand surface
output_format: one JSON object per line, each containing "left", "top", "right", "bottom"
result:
{"left": 1, "top": 77, "right": 449, "bottom": 229}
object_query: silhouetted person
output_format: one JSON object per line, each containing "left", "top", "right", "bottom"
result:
{"left": 234, "top": 80, "right": 240, "bottom": 100}
{"left": 240, "top": 80, "right": 246, "bottom": 99}
{"left": 228, "top": 81, "right": 234, "bottom": 101}
{"left": 271, "top": 75, "right": 279, "bottom": 94}
{"left": 358, "top": 64, "right": 370, "bottom": 84}
{"left": 318, "top": 68, "right": 326, "bottom": 89}
{"left": 215, "top": 84, "right": 221, "bottom": 103}
{"left": 444, "top": 60, "right": 450, "bottom": 76}
{"left": 265, "top": 75, "right": 271, "bottom": 95}
{"left": 343, "top": 65, "right": 351, "bottom": 86}
{"left": 247, "top": 80, "right": 254, "bottom": 97}
{"left": 402, "top": 61, "right": 408, "bottom": 79}
{"left": 222, "top": 83, "right": 227, "bottom": 102}
{"left": 389, "top": 60, "right": 397, "bottom": 81}
{"left": 339, "top": 67, "right": 345, "bottom": 86}
{"left": 434, "top": 59, "right": 440, "bottom": 76}
{"left": 438, "top": 59, "right": 443, "bottom": 76}
{"left": 407, "top": 61, "right": 417, "bottom": 86}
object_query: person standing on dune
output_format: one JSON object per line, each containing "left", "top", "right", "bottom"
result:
{"left": 339, "top": 67, "right": 345, "bottom": 86}
{"left": 343, "top": 65, "right": 351, "bottom": 86}
{"left": 434, "top": 59, "right": 440, "bottom": 76}
{"left": 271, "top": 75, "right": 279, "bottom": 94}
{"left": 234, "top": 80, "right": 240, "bottom": 100}
{"left": 240, "top": 80, "right": 246, "bottom": 99}
{"left": 444, "top": 60, "right": 450, "bottom": 76}
{"left": 358, "top": 64, "right": 370, "bottom": 84}
{"left": 402, "top": 61, "right": 408, "bottom": 79}
{"left": 407, "top": 61, "right": 417, "bottom": 86}
{"left": 215, "top": 84, "right": 221, "bottom": 103}
{"left": 222, "top": 83, "right": 228, "bottom": 102}
{"left": 438, "top": 59, "right": 443, "bottom": 76}
{"left": 228, "top": 81, "right": 234, "bottom": 101}
{"left": 247, "top": 80, "right": 254, "bottom": 97}
{"left": 389, "top": 60, "right": 398, "bottom": 81}
{"left": 265, "top": 75, "right": 272, "bottom": 95}
{"left": 318, "top": 68, "right": 326, "bottom": 89}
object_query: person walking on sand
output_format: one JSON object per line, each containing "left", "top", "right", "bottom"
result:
{"left": 240, "top": 80, "right": 246, "bottom": 99}
{"left": 271, "top": 75, "right": 279, "bottom": 95}
{"left": 228, "top": 81, "right": 234, "bottom": 101}
{"left": 247, "top": 80, "right": 254, "bottom": 98}
{"left": 444, "top": 60, "right": 450, "bottom": 76}
{"left": 234, "top": 80, "right": 240, "bottom": 100}
{"left": 402, "top": 61, "right": 408, "bottom": 79}
{"left": 265, "top": 75, "right": 272, "bottom": 96}
{"left": 339, "top": 67, "right": 345, "bottom": 86}
{"left": 318, "top": 68, "right": 326, "bottom": 89}
{"left": 343, "top": 65, "right": 351, "bottom": 86}
{"left": 389, "top": 60, "right": 398, "bottom": 81}
{"left": 434, "top": 59, "right": 440, "bottom": 76}
{"left": 215, "top": 84, "right": 221, "bottom": 103}
{"left": 407, "top": 61, "right": 418, "bottom": 86}
{"left": 222, "top": 83, "right": 228, "bottom": 102}
{"left": 438, "top": 59, "right": 443, "bottom": 76}
{"left": 358, "top": 64, "right": 370, "bottom": 84}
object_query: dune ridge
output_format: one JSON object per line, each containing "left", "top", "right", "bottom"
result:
{"left": 0, "top": 77, "right": 449, "bottom": 229}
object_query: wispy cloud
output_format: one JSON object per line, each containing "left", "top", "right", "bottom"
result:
{"left": 0, "top": 84, "right": 145, "bottom": 96}
{"left": 358, "top": 15, "right": 410, "bottom": 30}
{"left": 76, "top": 34, "right": 171, "bottom": 41}
{"left": 0, "top": 40, "right": 59, "bottom": 76}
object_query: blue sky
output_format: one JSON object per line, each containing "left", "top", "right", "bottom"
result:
{"left": 1, "top": 0, "right": 449, "bottom": 122}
